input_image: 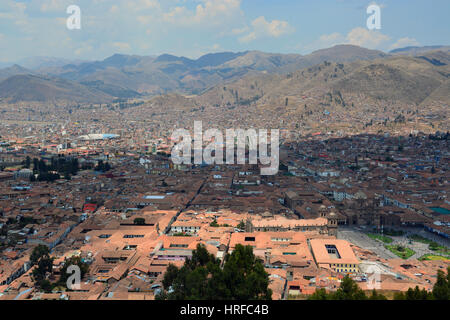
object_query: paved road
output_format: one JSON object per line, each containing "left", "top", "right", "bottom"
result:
{"left": 337, "top": 227, "right": 398, "bottom": 259}
{"left": 389, "top": 233, "right": 448, "bottom": 260}
{"left": 338, "top": 226, "right": 449, "bottom": 260}
{"left": 400, "top": 227, "right": 450, "bottom": 248}
{"left": 164, "top": 177, "right": 207, "bottom": 235}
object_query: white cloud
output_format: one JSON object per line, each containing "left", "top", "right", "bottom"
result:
{"left": 389, "top": 37, "right": 420, "bottom": 50}
{"left": 195, "top": 0, "right": 241, "bottom": 21}
{"left": 302, "top": 27, "right": 393, "bottom": 53}
{"left": 231, "top": 26, "right": 249, "bottom": 35}
{"left": 239, "top": 33, "right": 255, "bottom": 43}
{"left": 314, "top": 33, "right": 345, "bottom": 48}
{"left": 0, "top": 0, "right": 27, "bottom": 20}
{"left": 109, "top": 5, "right": 120, "bottom": 14}
{"left": 75, "top": 44, "right": 93, "bottom": 56}
{"left": 239, "top": 16, "right": 294, "bottom": 43}
{"left": 125, "top": 0, "right": 160, "bottom": 11}
{"left": 163, "top": 0, "right": 243, "bottom": 27}
{"left": 346, "top": 27, "right": 390, "bottom": 49}
{"left": 40, "top": 0, "right": 66, "bottom": 13}
{"left": 113, "top": 42, "right": 132, "bottom": 52}
{"left": 137, "top": 15, "right": 153, "bottom": 25}
{"left": 368, "top": 1, "right": 386, "bottom": 9}
{"left": 9, "top": 1, "right": 27, "bottom": 12}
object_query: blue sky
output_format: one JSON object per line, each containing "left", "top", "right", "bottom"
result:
{"left": 0, "top": 0, "right": 449, "bottom": 62}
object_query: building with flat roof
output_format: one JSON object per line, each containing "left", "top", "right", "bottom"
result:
{"left": 309, "top": 239, "right": 359, "bottom": 274}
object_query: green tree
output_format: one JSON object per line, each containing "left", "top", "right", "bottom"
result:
{"left": 393, "top": 291, "right": 406, "bottom": 300}
{"left": 368, "top": 289, "right": 387, "bottom": 300}
{"left": 308, "top": 288, "right": 329, "bottom": 300}
{"left": 429, "top": 241, "right": 439, "bottom": 251}
{"left": 210, "top": 219, "right": 219, "bottom": 227}
{"left": 95, "top": 160, "right": 111, "bottom": 172}
{"left": 308, "top": 275, "right": 386, "bottom": 300}
{"left": 58, "top": 256, "right": 89, "bottom": 288}
{"left": 237, "top": 220, "right": 245, "bottom": 230}
{"left": 134, "top": 218, "right": 146, "bottom": 225}
{"left": 32, "top": 254, "right": 54, "bottom": 282}
{"left": 30, "top": 245, "right": 50, "bottom": 265}
{"left": 162, "top": 264, "right": 179, "bottom": 290}
{"left": 158, "top": 244, "right": 271, "bottom": 300}
{"left": 32, "top": 158, "right": 39, "bottom": 173}
{"left": 404, "top": 286, "right": 431, "bottom": 300}
{"left": 38, "top": 279, "right": 53, "bottom": 293}
{"left": 432, "top": 268, "right": 449, "bottom": 300}
{"left": 71, "top": 158, "right": 79, "bottom": 175}
{"left": 332, "top": 275, "right": 367, "bottom": 300}
{"left": 24, "top": 156, "right": 31, "bottom": 169}
{"left": 221, "top": 244, "right": 272, "bottom": 300}
{"left": 394, "top": 267, "right": 450, "bottom": 300}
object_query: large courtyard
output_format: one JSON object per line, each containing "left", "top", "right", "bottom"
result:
{"left": 337, "top": 226, "right": 450, "bottom": 261}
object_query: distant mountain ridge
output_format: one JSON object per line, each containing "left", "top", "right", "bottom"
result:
{"left": 390, "top": 45, "right": 450, "bottom": 55}
{"left": 195, "top": 50, "right": 450, "bottom": 107}
{"left": 0, "top": 44, "right": 448, "bottom": 104}
{"left": 0, "top": 64, "right": 36, "bottom": 82}
{"left": 0, "top": 74, "right": 113, "bottom": 104}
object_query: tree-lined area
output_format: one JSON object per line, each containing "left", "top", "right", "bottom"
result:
{"left": 157, "top": 243, "right": 449, "bottom": 300}
{"left": 309, "top": 267, "right": 450, "bottom": 300}
{"left": 157, "top": 244, "right": 272, "bottom": 300}
{"left": 26, "top": 156, "right": 79, "bottom": 182}
{"left": 30, "top": 244, "right": 89, "bottom": 293}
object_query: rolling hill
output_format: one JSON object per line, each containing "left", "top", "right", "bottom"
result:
{"left": 0, "top": 44, "right": 448, "bottom": 104}
{"left": 30, "top": 45, "right": 400, "bottom": 97}
{"left": 195, "top": 51, "right": 450, "bottom": 107}
{"left": 0, "top": 74, "right": 114, "bottom": 104}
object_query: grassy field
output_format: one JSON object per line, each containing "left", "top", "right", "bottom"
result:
{"left": 419, "top": 254, "right": 450, "bottom": 261}
{"left": 408, "top": 234, "right": 433, "bottom": 244}
{"left": 408, "top": 234, "right": 450, "bottom": 257}
{"left": 383, "top": 229, "right": 405, "bottom": 236}
{"left": 367, "top": 233, "right": 393, "bottom": 244}
{"left": 385, "top": 245, "right": 415, "bottom": 259}
{"left": 428, "top": 244, "right": 450, "bottom": 257}
{"left": 430, "top": 246, "right": 450, "bottom": 257}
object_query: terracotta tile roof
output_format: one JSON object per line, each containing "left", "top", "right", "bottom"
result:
{"left": 310, "top": 239, "right": 359, "bottom": 265}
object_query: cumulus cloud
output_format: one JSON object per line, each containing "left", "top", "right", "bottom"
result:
{"left": 389, "top": 37, "right": 420, "bottom": 50}
{"left": 125, "top": 0, "right": 160, "bottom": 11}
{"left": 113, "top": 42, "right": 132, "bottom": 52}
{"left": 40, "top": 0, "right": 66, "bottom": 12}
{"left": 346, "top": 27, "right": 391, "bottom": 49}
{"left": 2, "top": 0, "right": 239, "bottom": 60}
{"left": 239, "top": 16, "right": 294, "bottom": 43}
{"left": 163, "top": 0, "right": 243, "bottom": 27}
{"left": 75, "top": 44, "right": 93, "bottom": 56}
{"left": 303, "top": 27, "right": 394, "bottom": 53}
{"left": 231, "top": 26, "right": 249, "bottom": 35}
{"left": 0, "top": 0, "right": 27, "bottom": 20}
{"left": 109, "top": 5, "right": 120, "bottom": 14}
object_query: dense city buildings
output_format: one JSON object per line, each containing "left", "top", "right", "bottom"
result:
{"left": 0, "top": 116, "right": 448, "bottom": 300}
{"left": 0, "top": 2, "right": 448, "bottom": 304}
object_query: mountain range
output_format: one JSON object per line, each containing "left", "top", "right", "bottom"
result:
{"left": 0, "top": 45, "right": 448, "bottom": 105}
